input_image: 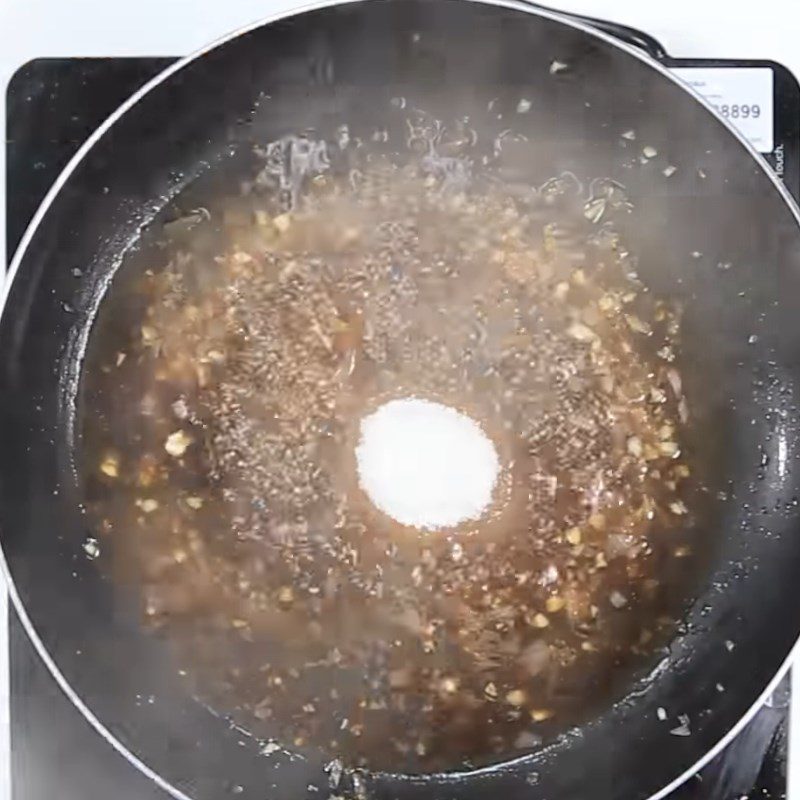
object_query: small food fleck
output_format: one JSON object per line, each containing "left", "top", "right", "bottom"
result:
{"left": 565, "top": 527, "right": 582, "bottom": 546}
{"left": 272, "top": 213, "right": 292, "bottom": 234}
{"left": 141, "top": 325, "right": 159, "bottom": 346}
{"left": 625, "top": 314, "right": 652, "bottom": 335}
{"left": 172, "top": 398, "right": 189, "bottom": 420}
{"left": 83, "top": 538, "right": 100, "bottom": 559}
{"left": 553, "top": 281, "right": 570, "bottom": 300}
{"left": 567, "top": 322, "right": 597, "bottom": 342}
{"left": 99, "top": 454, "right": 119, "bottom": 478}
{"left": 589, "top": 513, "right": 606, "bottom": 531}
{"left": 546, "top": 595, "right": 566, "bottom": 613}
{"left": 164, "top": 430, "right": 193, "bottom": 458}
{"left": 670, "top": 714, "right": 691, "bottom": 737}
{"left": 325, "top": 758, "right": 344, "bottom": 789}
{"left": 531, "top": 613, "right": 550, "bottom": 629}
{"left": 627, "top": 436, "right": 643, "bottom": 458}
{"left": 609, "top": 590, "right": 628, "bottom": 609}
{"left": 659, "top": 441, "right": 680, "bottom": 458}
{"left": 505, "top": 689, "right": 526, "bottom": 707}
{"left": 440, "top": 677, "right": 459, "bottom": 695}
{"left": 277, "top": 586, "right": 295, "bottom": 606}
{"left": 516, "top": 99, "right": 532, "bottom": 114}
{"left": 137, "top": 498, "right": 159, "bottom": 514}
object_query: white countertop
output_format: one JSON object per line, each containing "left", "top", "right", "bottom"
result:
{"left": 1, "top": 2, "right": 799, "bottom": 799}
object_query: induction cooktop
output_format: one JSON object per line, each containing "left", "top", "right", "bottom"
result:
{"left": 4, "top": 15, "right": 799, "bottom": 798}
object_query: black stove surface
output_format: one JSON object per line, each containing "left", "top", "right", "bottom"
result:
{"left": 4, "top": 53, "right": 795, "bottom": 800}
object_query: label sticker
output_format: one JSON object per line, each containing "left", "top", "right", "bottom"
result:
{"left": 670, "top": 66, "right": 774, "bottom": 153}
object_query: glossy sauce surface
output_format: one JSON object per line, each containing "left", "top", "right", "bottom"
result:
{"left": 81, "top": 164, "right": 696, "bottom": 772}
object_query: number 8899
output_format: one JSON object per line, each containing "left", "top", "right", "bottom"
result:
{"left": 715, "top": 103, "right": 761, "bottom": 119}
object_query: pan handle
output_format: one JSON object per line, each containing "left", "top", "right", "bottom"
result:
{"left": 515, "top": 1, "right": 669, "bottom": 61}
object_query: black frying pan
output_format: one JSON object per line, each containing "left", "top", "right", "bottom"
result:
{"left": 3, "top": 2, "right": 800, "bottom": 799}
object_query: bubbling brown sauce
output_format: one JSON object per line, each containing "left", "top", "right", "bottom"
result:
{"left": 81, "top": 163, "right": 696, "bottom": 772}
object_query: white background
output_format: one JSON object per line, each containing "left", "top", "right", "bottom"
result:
{"left": 1, "top": 2, "right": 799, "bottom": 799}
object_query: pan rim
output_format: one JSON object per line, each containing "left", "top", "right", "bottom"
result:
{"left": 2, "top": 1, "right": 800, "bottom": 798}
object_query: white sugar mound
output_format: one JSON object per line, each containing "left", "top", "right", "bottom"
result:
{"left": 355, "top": 398, "right": 500, "bottom": 530}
